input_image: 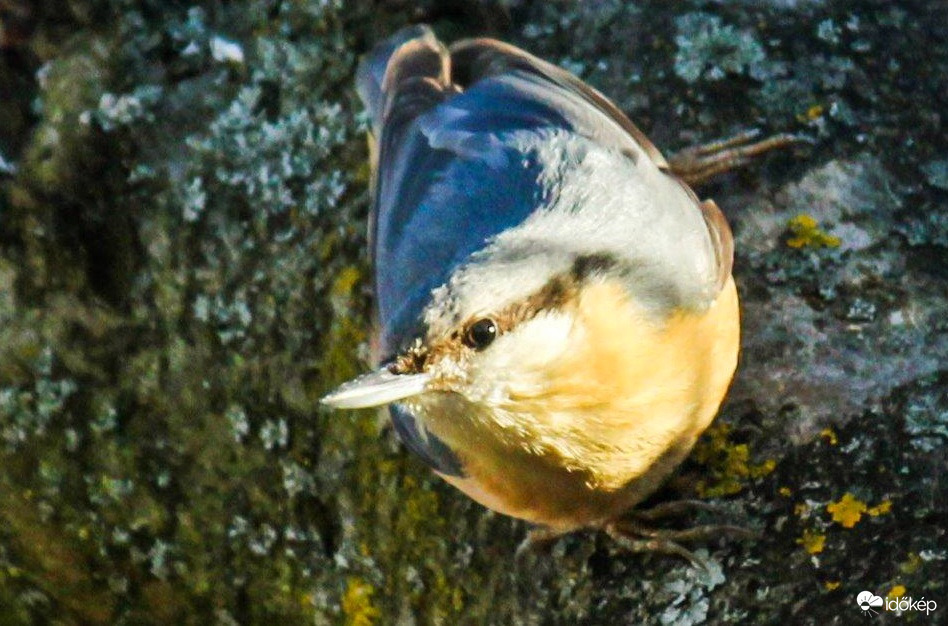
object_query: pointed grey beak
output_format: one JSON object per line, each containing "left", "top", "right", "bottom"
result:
{"left": 321, "top": 367, "right": 431, "bottom": 409}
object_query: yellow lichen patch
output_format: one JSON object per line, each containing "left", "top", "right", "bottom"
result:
{"left": 756, "top": 459, "right": 777, "bottom": 476}
{"left": 825, "top": 494, "right": 891, "bottom": 528}
{"left": 794, "top": 502, "right": 810, "bottom": 517}
{"left": 329, "top": 265, "right": 364, "bottom": 316}
{"left": 899, "top": 552, "right": 922, "bottom": 575}
{"left": 342, "top": 577, "right": 381, "bottom": 626}
{"left": 786, "top": 214, "right": 841, "bottom": 249}
{"left": 693, "top": 423, "right": 777, "bottom": 498}
{"left": 779, "top": 486, "right": 792, "bottom": 497}
{"left": 317, "top": 264, "right": 368, "bottom": 406}
{"left": 806, "top": 104, "right": 825, "bottom": 120}
{"left": 797, "top": 104, "right": 825, "bottom": 123}
{"left": 797, "top": 528, "right": 826, "bottom": 554}
{"left": 887, "top": 585, "right": 906, "bottom": 600}
{"left": 827, "top": 493, "right": 868, "bottom": 528}
{"left": 824, "top": 581, "right": 841, "bottom": 591}
{"left": 820, "top": 428, "right": 838, "bottom": 445}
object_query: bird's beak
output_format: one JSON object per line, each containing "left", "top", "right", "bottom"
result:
{"left": 321, "top": 367, "right": 431, "bottom": 409}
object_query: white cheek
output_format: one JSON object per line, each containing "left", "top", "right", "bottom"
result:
{"left": 470, "top": 312, "right": 576, "bottom": 399}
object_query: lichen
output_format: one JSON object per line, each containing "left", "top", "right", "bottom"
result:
{"left": 825, "top": 493, "right": 891, "bottom": 529}
{"left": 898, "top": 373, "right": 948, "bottom": 452}
{"left": 655, "top": 553, "right": 725, "bottom": 626}
{"left": 342, "top": 577, "right": 381, "bottom": 626}
{"left": 785, "top": 214, "right": 842, "bottom": 249}
{"left": 869, "top": 500, "right": 892, "bottom": 516}
{"left": 674, "top": 13, "right": 770, "bottom": 84}
{"left": 826, "top": 493, "right": 868, "bottom": 528}
{"left": 895, "top": 208, "right": 948, "bottom": 248}
{"left": 921, "top": 158, "right": 948, "bottom": 190}
{"left": 797, "top": 529, "right": 826, "bottom": 554}
{"left": 692, "top": 423, "right": 776, "bottom": 498}
{"left": 899, "top": 553, "right": 922, "bottom": 575}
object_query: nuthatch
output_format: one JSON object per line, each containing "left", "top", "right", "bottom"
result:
{"left": 324, "top": 26, "right": 791, "bottom": 545}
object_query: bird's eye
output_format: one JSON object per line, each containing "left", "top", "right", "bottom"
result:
{"left": 464, "top": 318, "right": 497, "bottom": 350}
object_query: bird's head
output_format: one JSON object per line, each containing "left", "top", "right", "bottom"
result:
{"left": 321, "top": 246, "right": 595, "bottom": 423}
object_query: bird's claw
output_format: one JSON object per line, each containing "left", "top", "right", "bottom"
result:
{"left": 668, "top": 129, "right": 805, "bottom": 186}
{"left": 604, "top": 522, "right": 713, "bottom": 572}
{"left": 601, "top": 499, "right": 758, "bottom": 571}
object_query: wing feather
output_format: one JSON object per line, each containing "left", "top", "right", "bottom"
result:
{"left": 448, "top": 37, "right": 733, "bottom": 295}
{"left": 449, "top": 38, "right": 668, "bottom": 168}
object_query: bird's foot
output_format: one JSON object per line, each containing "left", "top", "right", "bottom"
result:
{"left": 601, "top": 500, "right": 758, "bottom": 570}
{"left": 604, "top": 521, "right": 711, "bottom": 570}
{"left": 668, "top": 129, "right": 803, "bottom": 186}
{"left": 516, "top": 500, "right": 756, "bottom": 569}
{"left": 604, "top": 519, "right": 756, "bottom": 571}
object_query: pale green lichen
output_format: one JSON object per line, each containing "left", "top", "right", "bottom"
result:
{"left": 674, "top": 13, "right": 769, "bottom": 83}
{"left": 901, "top": 375, "right": 948, "bottom": 452}
{"left": 0, "top": 347, "right": 78, "bottom": 450}
{"left": 921, "top": 158, "right": 948, "bottom": 190}
{"left": 82, "top": 84, "right": 164, "bottom": 131}
{"left": 656, "top": 554, "right": 725, "bottom": 626}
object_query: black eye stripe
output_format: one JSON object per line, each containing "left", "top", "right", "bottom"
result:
{"left": 570, "top": 252, "right": 620, "bottom": 281}
{"left": 464, "top": 318, "right": 497, "bottom": 350}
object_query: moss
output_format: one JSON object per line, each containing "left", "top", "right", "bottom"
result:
{"left": 20, "top": 44, "right": 109, "bottom": 192}
{"left": 0, "top": 485, "right": 118, "bottom": 624}
{"left": 0, "top": 1, "right": 376, "bottom": 622}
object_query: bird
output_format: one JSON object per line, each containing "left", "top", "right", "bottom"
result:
{"left": 323, "top": 25, "right": 792, "bottom": 553}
